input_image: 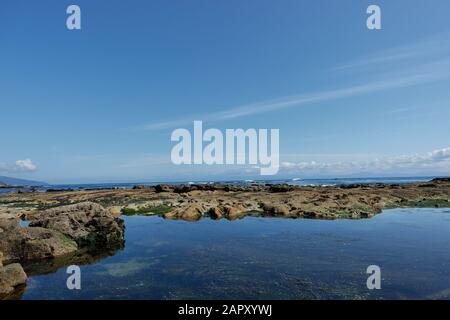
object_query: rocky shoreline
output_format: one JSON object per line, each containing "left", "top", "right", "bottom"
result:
{"left": 1, "top": 178, "right": 450, "bottom": 299}
{"left": 0, "top": 202, "right": 124, "bottom": 299}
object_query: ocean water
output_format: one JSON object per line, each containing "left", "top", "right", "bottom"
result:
{"left": 19, "top": 208, "right": 450, "bottom": 300}
{"left": 0, "top": 176, "right": 436, "bottom": 195}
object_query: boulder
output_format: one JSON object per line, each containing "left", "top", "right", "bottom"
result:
{"left": 30, "top": 202, "right": 124, "bottom": 248}
{"left": 0, "top": 263, "right": 27, "bottom": 299}
{"left": 208, "top": 205, "right": 247, "bottom": 220}
{"left": 0, "top": 227, "right": 78, "bottom": 263}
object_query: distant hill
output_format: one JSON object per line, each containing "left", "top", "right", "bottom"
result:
{"left": 0, "top": 176, "right": 48, "bottom": 186}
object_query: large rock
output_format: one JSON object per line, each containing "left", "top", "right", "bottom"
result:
{"left": 30, "top": 202, "right": 124, "bottom": 248}
{"left": 164, "top": 205, "right": 203, "bottom": 221}
{"left": 0, "top": 263, "right": 27, "bottom": 299}
{"left": 0, "top": 226, "right": 78, "bottom": 263}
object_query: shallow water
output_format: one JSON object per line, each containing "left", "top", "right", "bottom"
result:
{"left": 20, "top": 208, "right": 450, "bottom": 300}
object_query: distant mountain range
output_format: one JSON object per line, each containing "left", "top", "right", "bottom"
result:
{"left": 0, "top": 176, "right": 47, "bottom": 186}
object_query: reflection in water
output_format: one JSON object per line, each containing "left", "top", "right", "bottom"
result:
{"left": 19, "top": 208, "right": 450, "bottom": 300}
{"left": 10, "top": 243, "right": 124, "bottom": 299}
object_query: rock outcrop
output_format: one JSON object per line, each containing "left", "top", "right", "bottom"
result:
{"left": 2, "top": 180, "right": 450, "bottom": 223}
{"left": 0, "top": 202, "right": 125, "bottom": 299}
{"left": 30, "top": 202, "right": 125, "bottom": 248}
{"left": 0, "top": 225, "right": 77, "bottom": 263}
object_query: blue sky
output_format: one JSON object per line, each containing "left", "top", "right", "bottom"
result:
{"left": 1, "top": 0, "right": 450, "bottom": 183}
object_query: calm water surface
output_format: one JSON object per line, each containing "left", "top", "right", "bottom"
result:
{"left": 21, "top": 208, "right": 450, "bottom": 300}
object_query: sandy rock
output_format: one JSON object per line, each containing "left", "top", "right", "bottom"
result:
{"left": 107, "top": 206, "right": 122, "bottom": 218}
{"left": 164, "top": 205, "right": 203, "bottom": 221}
{"left": 0, "top": 263, "right": 27, "bottom": 298}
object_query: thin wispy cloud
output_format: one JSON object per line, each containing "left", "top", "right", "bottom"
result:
{"left": 333, "top": 32, "right": 450, "bottom": 71}
{"left": 140, "top": 57, "right": 450, "bottom": 131}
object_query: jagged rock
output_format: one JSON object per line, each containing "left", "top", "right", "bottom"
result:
{"left": 30, "top": 202, "right": 124, "bottom": 248}
{"left": 0, "top": 263, "right": 27, "bottom": 299}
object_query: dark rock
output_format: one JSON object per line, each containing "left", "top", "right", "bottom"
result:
{"left": 268, "top": 184, "right": 295, "bottom": 193}
{"left": 132, "top": 185, "right": 156, "bottom": 191}
{"left": 155, "top": 184, "right": 174, "bottom": 193}
{"left": 431, "top": 177, "right": 450, "bottom": 183}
